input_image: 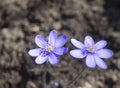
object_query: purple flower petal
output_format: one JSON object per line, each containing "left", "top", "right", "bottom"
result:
{"left": 71, "top": 39, "right": 84, "bottom": 49}
{"left": 48, "top": 30, "right": 57, "bottom": 46}
{"left": 55, "top": 35, "right": 67, "bottom": 48}
{"left": 35, "top": 35, "right": 47, "bottom": 48}
{"left": 53, "top": 47, "right": 68, "bottom": 55}
{"left": 70, "top": 49, "right": 85, "bottom": 59}
{"left": 84, "top": 35, "right": 94, "bottom": 47}
{"left": 95, "top": 40, "right": 107, "bottom": 50}
{"left": 85, "top": 54, "right": 96, "bottom": 68}
{"left": 35, "top": 55, "right": 48, "bottom": 64}
{"left": 96, "top": 49, "right": 113, "bottom": 59}
{"left": 48, "top": 53, "right": 60, "bottom": 64}
{"left": 28, "top": 48, "right": 41, "bottom": 57}
{"left": 94, "top": 54, "right": 107, "bottom": 69}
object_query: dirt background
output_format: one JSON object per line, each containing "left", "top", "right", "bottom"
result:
{"left": 0, "top": 0, "right": 120, "bottom": 88}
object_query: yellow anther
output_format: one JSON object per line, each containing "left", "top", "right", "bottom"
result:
{"left": 89, "top": 47, "right": 94, "bottom": 52}
{"left": 47, "top": 45, "right": 53, "bottom": 52}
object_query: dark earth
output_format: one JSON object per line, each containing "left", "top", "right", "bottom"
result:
{"left": 0, "top": 0, "right": 120, "bottom": 88}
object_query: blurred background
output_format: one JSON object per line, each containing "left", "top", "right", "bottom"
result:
{"left": 0, "top": 0, "right": 120, "bottom": 88}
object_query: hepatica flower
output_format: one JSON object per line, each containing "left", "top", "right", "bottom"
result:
{"left": 70, "top": 35, "right": 114, "bottom": 69}
{"left": 28, "top": 30, "right": 68, "bottom": 65}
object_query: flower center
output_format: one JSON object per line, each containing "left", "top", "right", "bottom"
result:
{"left": 47, "top": 45, "right": 53, "bottom": 52}
{"left": 88, "top": 47, "right": 94, "bottom": 52}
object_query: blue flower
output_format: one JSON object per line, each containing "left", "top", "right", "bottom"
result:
{"left": 28, "top": 30, "right": 68, "bottom": 65}
{"left": 70, "top": 35, "right": 114, "bottom": 69}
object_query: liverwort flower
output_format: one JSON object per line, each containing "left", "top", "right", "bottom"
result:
{"left": 28, "top": 30, "right": 68, "bottom": 65}
{"left": 70, "top": 35, "right": 114, "bottom": 69}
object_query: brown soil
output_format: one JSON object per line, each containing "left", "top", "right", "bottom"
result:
{"left": 0, "top": 0, "right": 120, "bottom": 88}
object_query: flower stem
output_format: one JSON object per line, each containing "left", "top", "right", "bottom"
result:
{"left": 43, "top": 62, "right": 48, "bottom": 88}
{"left": 66, "top": 64, "right": 86, "bottom": 87}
